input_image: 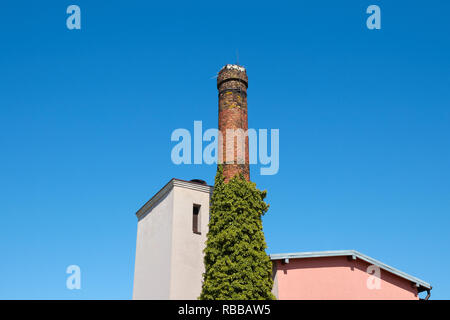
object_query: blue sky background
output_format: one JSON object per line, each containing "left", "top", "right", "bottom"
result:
{"left": 0, "top": 0, "right": 449, "bottom": 299}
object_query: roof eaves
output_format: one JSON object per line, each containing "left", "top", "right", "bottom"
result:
{"left": 270, "top": 250, "right": 431, "bottom": 292}
{"left": 135, "top": 178, "right": 213, "bottom": 220}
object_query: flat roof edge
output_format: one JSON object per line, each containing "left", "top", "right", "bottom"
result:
{"left": 135, "top": 178, "right": 213, "bottom": 219}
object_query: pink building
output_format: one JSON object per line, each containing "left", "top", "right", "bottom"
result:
{"left": 271, "top": 250, "right": 431, "bottom": 300}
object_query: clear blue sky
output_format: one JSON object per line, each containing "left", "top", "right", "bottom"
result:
{"left": 0, "top": 0, "right": 449, "bottom": 299}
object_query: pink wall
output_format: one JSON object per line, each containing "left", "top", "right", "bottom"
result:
{"left": 274, "top": 256, "right": 418, "bottom": 300}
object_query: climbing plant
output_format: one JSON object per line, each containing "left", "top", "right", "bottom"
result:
{"left": 200, "top": 165, "right": 275, "bottom": 300}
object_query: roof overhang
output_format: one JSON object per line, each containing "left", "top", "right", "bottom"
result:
{"left": 270, "top": 250, "right": 432, "bottom": 293}
{"left": 135, "top": 178, "right": 213, "bottom": 220}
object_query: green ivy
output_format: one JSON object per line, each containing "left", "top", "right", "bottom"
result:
{"left": 199, "top": 165, "right": 275, "bottom": 300}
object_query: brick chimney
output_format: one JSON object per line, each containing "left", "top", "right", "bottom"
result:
{"left": 217, "top": 64, "right": 250, "bottom": 182}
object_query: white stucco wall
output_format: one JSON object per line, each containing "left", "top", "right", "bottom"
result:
{"left": 132, "top": 179, "right": 212, "bottom": 300}
{"left": 133, "top": 189, "right": 174, "bottom": 300}
{"left": 170, "top": 185, "right": 211, "bottom": 299}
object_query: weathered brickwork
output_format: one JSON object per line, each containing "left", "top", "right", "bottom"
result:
{"left": 217, "top": 65, "right": 250, "bottom": 182}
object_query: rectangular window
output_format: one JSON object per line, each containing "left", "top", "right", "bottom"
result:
{"left": 193, "top": 204, "right": 201, "bottom": 234}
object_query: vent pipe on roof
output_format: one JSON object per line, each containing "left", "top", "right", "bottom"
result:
{"left": 190, "top": 179, "right": 207, "bottom": 185}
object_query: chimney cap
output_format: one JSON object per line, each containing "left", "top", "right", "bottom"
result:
{"left": 217, "top": 64, "right": 248, "bottom": 89}
{"left": 220, "top": 64, "right": 246, "bottom": 72}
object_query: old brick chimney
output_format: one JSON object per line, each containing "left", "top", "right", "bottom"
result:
{"left": 217, "top": 64, "right": 250, "bottom": 182}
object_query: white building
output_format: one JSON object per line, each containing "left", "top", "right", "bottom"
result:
{"left": 133, "top": 179, "right": 212, "bottom": 300}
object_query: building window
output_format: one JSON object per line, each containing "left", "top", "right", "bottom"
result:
{"left": 193, "top": 204, "right": 201, "bottom": 234}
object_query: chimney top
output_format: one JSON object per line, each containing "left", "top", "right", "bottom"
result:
{"left": 220, "top": 64, "right": 246, "bottom": 72}
{"left": 217, "top": 64, "right": 248, "bottom": 90}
